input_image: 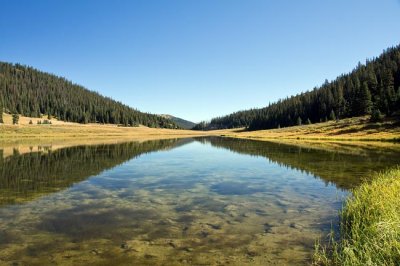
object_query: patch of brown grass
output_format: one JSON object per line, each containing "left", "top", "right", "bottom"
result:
{"left": 0, "top": 113, "right": 212, "bottom": 144}
{"left": 1, "top": 114, "right": 399, "bottom": 146}
{"left": 214, "top": 116, "right": 400, "bottom": 142}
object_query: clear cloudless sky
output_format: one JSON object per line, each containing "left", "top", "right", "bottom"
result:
{"left": 1, "top": 0, "right": 400, "bottom": 122}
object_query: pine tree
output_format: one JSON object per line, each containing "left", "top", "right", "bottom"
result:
{"left": 12, "top": 114, "right": 19, "bottom": 125}
{"left": 329, "top": 110, "right": 336, "bottom": 121}
{"left": 370, "top": 108, "right": 383, "bottom": 122}
{"left": 379, "top": 68, "right": 395, "bottom": 115}
{"left": 366, "top": 66, "right": 378, "bottom": 95}
{"left": 297, "top": 117, "right": 302, "bottom": 126}
{"left": 397, "top": 88, "right": 400, "bottom": 109}
{"left": 335, "top": 82, "right": 345, "bottom": 118}
{"left": 359, "top": 82, "right": 372, "bottom": 115}
{"left": 377, "top": 87, "right": 389, "bottom": 116}
{"left": 387, "top": 86, "right": 396, "bottom": 115}
{"left": 0, "top": 97, "right": 3, "bottom": 124}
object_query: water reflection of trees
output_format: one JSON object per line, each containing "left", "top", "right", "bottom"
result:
{"left": 2, "top": 137, "right": 397, "bottom": 206}
{"left": 198, "top": 137, "right": 400, "bottom": 190}
{"left": 0, "top": 139, "right": 189, "bottom": 206}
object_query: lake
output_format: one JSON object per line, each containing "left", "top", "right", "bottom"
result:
{"left": 0, "top": 137, "right": 399, "bottom": 265}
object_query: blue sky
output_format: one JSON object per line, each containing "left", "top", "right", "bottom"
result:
{"left": 1, "top": 0, "right": 400, "bottom": 122}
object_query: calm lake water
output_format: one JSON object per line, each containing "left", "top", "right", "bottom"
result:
{"left": 0, "top": 138, "right": 399, "bottom": 265}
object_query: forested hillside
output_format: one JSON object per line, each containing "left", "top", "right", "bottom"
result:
{"left": 193, "top": 45, "right": 400, "bottom": 130}
{"left": 159, "top": 114, "right": 196, "bottom": 129}
{"left": 0, "top": 62, "right": 178, "bottom": 128}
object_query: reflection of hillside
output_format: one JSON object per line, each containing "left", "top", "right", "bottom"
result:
{"left": 199, "top": 137, "right": 400, "bottom": 190}
{"left": 0, "top": 138, "right": 192, "bottom": 206}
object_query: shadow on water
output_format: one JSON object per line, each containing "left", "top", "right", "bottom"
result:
{"left": 196, "top": 137, "right": 400, "bottom": 190}
{"left": 0, "top": 138, "right": 193, "bottom": 206}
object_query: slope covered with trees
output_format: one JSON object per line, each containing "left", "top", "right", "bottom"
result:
{"left": 159, "top": 114, "right": 196, "bottom": 129}
{"left": 0, "top": 98, "right": 3, "bottom": 124}
{"left": 193, "top": 45, "right": 400, "bottom": 130}
{"left": 0, "top": 62, "right": 179, "bottom": 128}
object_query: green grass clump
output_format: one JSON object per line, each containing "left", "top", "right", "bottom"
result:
{"left": 313, "top": 166, "right": 400, "bottom": 266}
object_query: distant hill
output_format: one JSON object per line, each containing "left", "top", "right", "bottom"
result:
{"left": 159, "top": 114, "right": 196, "bottom": 129}
{"left": 0, "top": 62, "right": 179, "bottom": 128}
{"left": 193, "top": 44, "right": 400, "bottom": 130}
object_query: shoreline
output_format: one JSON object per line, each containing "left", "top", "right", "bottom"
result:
{"left": 313, "top": 167, "right": 400, "bottom": 265}
{"left": 1, "top": 128, "right": 399, "bottom": 146}
{"left": 1, "top": 115, "right": 400, "bottom": 148}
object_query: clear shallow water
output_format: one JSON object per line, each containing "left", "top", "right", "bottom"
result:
{"left": 0, "top": 138, "right": 399, "bottom": 265}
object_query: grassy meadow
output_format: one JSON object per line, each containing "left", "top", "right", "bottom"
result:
{"left": 0, "top": 113, "right": 211, "bottom": 144}
{"left": 2, "top": 114, "right": 400, "bottom": 144}
{"left": 313, "top": 167, "right": 400, "bottom": 265}
{"left": 217, "top": 116, "right": 400, "bottom": 142}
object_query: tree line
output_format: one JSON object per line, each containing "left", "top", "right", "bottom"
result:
{"left": 0, "top": 62, "right": 179, "bottom": 128}
{"left": 193, "top": 45, "right": 400, "bottom": 130}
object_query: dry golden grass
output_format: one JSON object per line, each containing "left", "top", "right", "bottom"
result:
{"left": 2, "top": 113, "right": 77, "bottom": 125}
{"left": 1, "top": 114, "right": 400, "bottom": 148}
{"left": 215, "top": 116, "right": 400, "bottom": 142}
{"left": 0, "top": 113, "right": 213, "bottom": 145}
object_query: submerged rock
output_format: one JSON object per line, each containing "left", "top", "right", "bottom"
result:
{"left": 168, "top": 241, "right": 177, "bottom": 248}
{"left": 144, "top": 254, "right": 157, "bottom": 259}
{"left": 289, "top": 222, "right": 303, "bottom": 229}
{"left": 246, "top": 250, "right": 259, "bottom": 257}
{"left": 264, "top": 223, "right": 273, "bottom": 233}
{"left": 200, "top": 230, "right": 209, "bottom": 238}
{"left": 210, "top": 182, "right": 265, "bottom": 195}
{"left": 90, "top": 249, "right": 101, "bottom": 255}
{"left": 183, "top": 247, "right": 194, "bottom": 252}
{"left": 206, "top": 223, "right": 222, "bottom": 230}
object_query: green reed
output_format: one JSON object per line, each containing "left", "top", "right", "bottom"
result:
{"left": 313, "top": 166, "right": 400, "bottom": 265}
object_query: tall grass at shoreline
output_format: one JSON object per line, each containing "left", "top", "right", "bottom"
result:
{"left": 313, "top": 167, "right": 400, "bottom": 265}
